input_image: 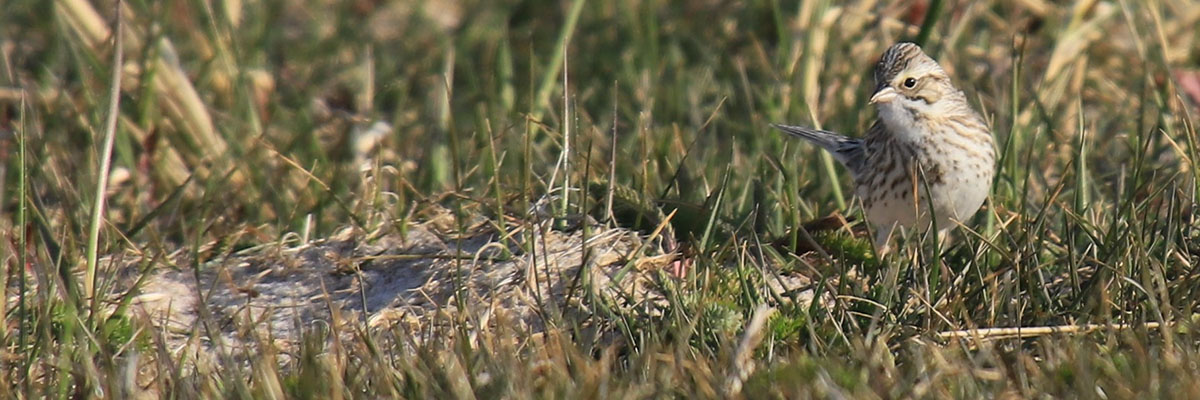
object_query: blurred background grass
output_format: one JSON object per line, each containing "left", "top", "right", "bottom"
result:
{"left": 3, "top": 0, "right": 1200, "bottom": 397}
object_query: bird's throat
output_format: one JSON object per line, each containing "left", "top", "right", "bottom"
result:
{"left": 877, "top": 102, "right": 930, "bottom": 142}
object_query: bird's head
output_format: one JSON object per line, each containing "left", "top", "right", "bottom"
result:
{"left": 870, "top": 43, "right": 962, "bottom": 138}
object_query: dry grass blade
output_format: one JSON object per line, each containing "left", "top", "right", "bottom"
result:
{"left": 723, "top": 304, "right": 775, "bottom": 397}
{"left": 56, "top": 0, "right": 226, "bottom": 185}
{"left": 85, "top": 0, "right": 123, "bottom": 300}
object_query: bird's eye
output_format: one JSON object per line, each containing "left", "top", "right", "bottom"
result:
{"left": 903, "top": 78, "right": 917, "bottom": 88}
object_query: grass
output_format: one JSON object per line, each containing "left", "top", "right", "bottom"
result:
{"left": 4, "top": 0, "right": 1200, "bottom": 398}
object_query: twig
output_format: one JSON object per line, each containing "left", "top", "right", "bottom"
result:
{"left": 938, "top": 322, "right": 1164, "bottom": 340}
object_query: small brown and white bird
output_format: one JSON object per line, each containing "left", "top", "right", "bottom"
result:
{"left": 773, "top": 42, "right": 995, "bottom": 254}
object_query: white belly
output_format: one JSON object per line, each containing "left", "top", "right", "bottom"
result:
{"left": 858, "top": 154, "right": 992, "bottom": 232}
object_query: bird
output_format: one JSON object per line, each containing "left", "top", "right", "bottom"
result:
{"left": 773, "top": 42, "right": 995, "bottom": 255}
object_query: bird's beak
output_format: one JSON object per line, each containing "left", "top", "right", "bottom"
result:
{"left": 870, "top": 87, "right": 898, "bottom": 104}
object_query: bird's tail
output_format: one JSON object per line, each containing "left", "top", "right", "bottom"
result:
{"left": 770, "top": 123, "right": 862, "bottom": 167}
